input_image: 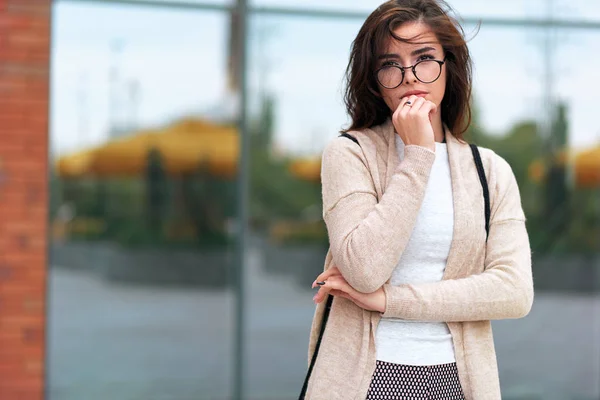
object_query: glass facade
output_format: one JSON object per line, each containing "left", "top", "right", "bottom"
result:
{"left": 49, "top": 3, "right": 235, "bottom": 399}
{"left": 49, "top": 1, "right": 600, "bottom": 399}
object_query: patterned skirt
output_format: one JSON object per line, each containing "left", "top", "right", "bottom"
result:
{"left": 366, "top": 360, "right": 466, "bottom": 400}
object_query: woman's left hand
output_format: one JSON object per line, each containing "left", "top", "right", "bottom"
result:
{"left": 312, "top": 266, "right": 386, "bottom": 313}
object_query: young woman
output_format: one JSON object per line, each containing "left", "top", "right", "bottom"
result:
{"left": 304, "top": 1, "right": 534, "bottom": 399}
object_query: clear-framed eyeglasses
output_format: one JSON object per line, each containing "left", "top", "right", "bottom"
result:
{"left": 376, "top": 57, "right": 447, "bottom": 89}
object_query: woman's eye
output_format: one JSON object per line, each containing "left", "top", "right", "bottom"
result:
{"left": 417, "top": 54, "right": 436, "bottom": 62}
{"left": 381, "top": 61, "right": 400, "bottom": 67}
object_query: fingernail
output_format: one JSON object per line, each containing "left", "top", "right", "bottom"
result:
{"left": 316, "top": 281, "right": 326, "bottom": 286}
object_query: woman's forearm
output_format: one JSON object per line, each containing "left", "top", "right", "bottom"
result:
{"left": 323, "top": 142, "right": 436, "bottom": 293}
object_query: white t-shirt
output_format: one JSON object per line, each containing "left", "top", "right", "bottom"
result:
{"left": 374, "top": 135, "right": 456, "bottom": 366}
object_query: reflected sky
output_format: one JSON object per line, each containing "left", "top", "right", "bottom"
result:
{"left": 50, "top": 1, "right": 600, "bottom": 157}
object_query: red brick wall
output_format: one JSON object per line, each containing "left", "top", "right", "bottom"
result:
{"left": 0, "top": 0, "right": 50, "bottom": 398}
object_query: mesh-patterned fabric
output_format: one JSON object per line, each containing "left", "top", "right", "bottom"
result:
{"left": 366, "top": 360, "right": 466, "bottom": 400}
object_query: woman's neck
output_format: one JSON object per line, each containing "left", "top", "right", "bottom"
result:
{"left": 431, "top": 115, "right": 445, "bottom": 143}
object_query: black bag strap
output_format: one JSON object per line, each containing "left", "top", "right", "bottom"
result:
{"left": 298, "top": 294, "right": 333, "bottom": 399}
{"left": 469, "top": 144, "right": 491, "bottom": 240}
{"left": 299, "top": 135, "right": 490, "bottom": 399}
{"left": 339, "top": 132, "right": 359, "bottom": 146}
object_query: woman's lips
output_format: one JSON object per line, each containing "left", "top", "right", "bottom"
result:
{"left": 402, "top": 91, "right": 428, "bottom": 99}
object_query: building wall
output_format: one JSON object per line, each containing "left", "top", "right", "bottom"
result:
{"left": 0, "top": 0, "right": 50, "bottom": 398}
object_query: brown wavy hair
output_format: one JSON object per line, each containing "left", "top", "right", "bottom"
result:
{"left": 342, "top": 0, "right": 475, "bottom": 139}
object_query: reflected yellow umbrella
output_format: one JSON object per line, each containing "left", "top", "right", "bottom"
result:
{"left": 288, "top": 157, "right": 321, "bottom": 183}
{"left": 56, "top": 148, "right": 98, "bottom": 178}
{"left": 56, "top": 118, "right": 239, "bottom": 179}
{"left": 89, "top": 129, "right": 161, "bottom": 177}
{"left": 156, "top": 118, "right": 239, "bottom": 178}
{"left": 574, "top": 146, "right": 600, "bottom": 187}
{"left": 529, "top": 145, "right": 600, "bottom": 188}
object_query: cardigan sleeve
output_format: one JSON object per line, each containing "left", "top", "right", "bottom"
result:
{"left": 321, "top": 137, "right": 436, "bottom": 293}
{"left": 381, "top": 155, "right": 534, "bottom": 321}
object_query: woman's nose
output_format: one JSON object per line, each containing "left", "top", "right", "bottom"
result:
{"left": 403, "top": 66, "right": 417, "bottom": 84}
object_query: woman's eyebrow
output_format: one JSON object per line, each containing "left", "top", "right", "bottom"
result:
{"left": 378, "top": 46, "right": 437, "bottom": 60}
{"left": 411, "top": 46, "right": 437, "bottom": 56}
{"left": 377, "top": 53, "right": 400, "bottom": 60}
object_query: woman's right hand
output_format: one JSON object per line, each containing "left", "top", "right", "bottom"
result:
{"left": 391, "top": 94, "right": 437, "bottom": 152}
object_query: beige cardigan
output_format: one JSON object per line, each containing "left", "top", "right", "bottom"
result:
{"left": 305, "top": 119, "right": 534, "bottom": 400}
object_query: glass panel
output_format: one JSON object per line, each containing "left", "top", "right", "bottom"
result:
{"left": 49, "top": 3, "right": 235, "bottom": 400}
{"left": 249, "top": 0, "right": 600, "bottom": 21}
{"left": 245, "top": 13, "right": 600, "bottom": 400}
{"left": 249, "top": 0, "right": 551, "bottom": 19}
{"left": 48, "top": 2, "right": 600, "bottom": 399}
{"left": 542, "top": 0, "right": 600, "bottom": 21}
{"left": 490, "top": 28, "right": 600, "bottom": 400}
{"left": 244, "top": 15, "right": 360, "bottom": 399}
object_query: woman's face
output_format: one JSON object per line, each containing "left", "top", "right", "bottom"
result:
{"left": 376, "top": 21, "right": 447, "bottom": 114}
